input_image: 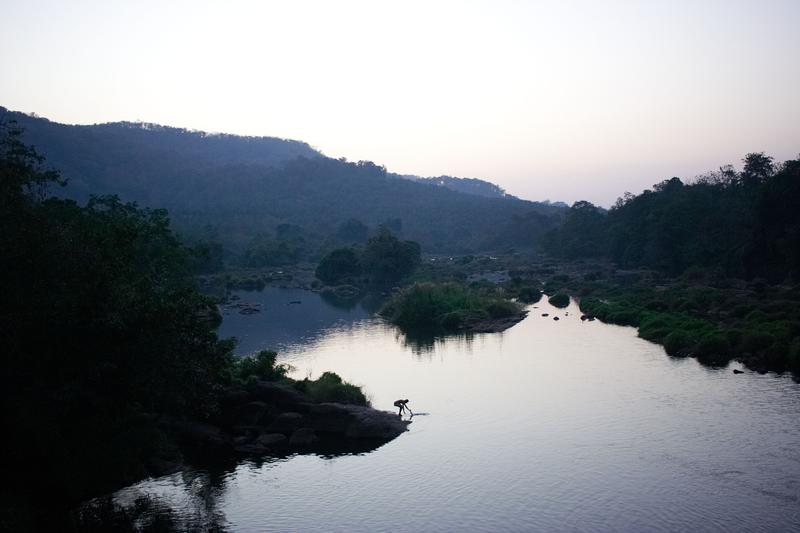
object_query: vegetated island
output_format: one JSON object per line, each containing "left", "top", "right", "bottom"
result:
{"left": 379, "top": 282, "right": 528, "bottom": 334}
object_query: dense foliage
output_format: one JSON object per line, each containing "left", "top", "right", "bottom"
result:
{"left": 0, "top": 122, "right": 239, "bottom": 504}
{"left": 361, "top": 229, "right": 422, "bottom": 284}
{"left": 1, "top": 107, "right": 564, "bottom": 255}
{"left": 315, "top": 247, "right": 362, "bottom": 285}
{"left": 316, "top": 229, "right": 421, "bottom": 286}
{"left": 544, "top": 153, "right": 800, "bottom": 281}
{"left": 397, "top": 174, "right": 510, "bottom": 199}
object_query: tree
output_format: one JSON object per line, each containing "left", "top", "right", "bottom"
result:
{"left": 741, "top": 152, "right": 775, "bottom": 187}
{"left": 315, "top": 247, "right": 362, "bottom": 285}
{"left": 361, "top": 228, "right": 421, "bottom": 284}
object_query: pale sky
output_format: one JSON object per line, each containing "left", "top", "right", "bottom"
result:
{"left": 2, "top": 0, "right": 799, "bottom": 206}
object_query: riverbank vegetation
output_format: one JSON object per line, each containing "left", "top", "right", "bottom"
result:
{"left": 535, "top": 152, "right": 800, "bottom": 376}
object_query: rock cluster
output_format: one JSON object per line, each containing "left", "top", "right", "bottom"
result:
{"left": 160, "top": 381, "right": 409, "bottom": 465}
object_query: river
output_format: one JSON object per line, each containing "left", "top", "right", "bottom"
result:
{"left": 99, "top": 288, "right": 800, "bottom": 532}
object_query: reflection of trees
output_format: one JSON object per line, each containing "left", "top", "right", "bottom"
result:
{"left": 395, "top": 327, "right": 476, "bottom": 356}
{"left": 320, "top": 289, "right": 360, "bottom": 310}
{"left": 74, "top": 465, "right": 238, "bottom": 532}
{"left": 319, "top": 290, "right": 387, "bottom": 314}
{"left": 359, "top": 292, "right": 388, "bottom": 314}
{"left": 74, "top": 443, "right": 395, "bottom": 531}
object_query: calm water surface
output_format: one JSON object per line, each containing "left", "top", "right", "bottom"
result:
{"left": 113, "top": 290, "right": 800, "bottom": 532}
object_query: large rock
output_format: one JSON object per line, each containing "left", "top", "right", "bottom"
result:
{"left": 235, "top": 401, "right": 271, "bottom": 427}
{"left": 302, "top": 402, "right": 353, "bottom": 434}
{"left": 249, "top": 382, "right": 309, "bottom": 409}
{"left": 161, "top": 417, "right": 233, "bottom": 458}
{"left": 342, "top": 405, "right": 410, "bottom": 440}
{"left": 267, "top": 412, "right": 304, "bottom": 434}
{"left": 289, "top": 428, "right": 317, "bottom": 447}
{"left": 257, "top": 433, "right": 288, "bottom": 447}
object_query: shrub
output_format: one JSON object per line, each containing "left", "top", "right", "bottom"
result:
{"left": 315, "top": 247, "right": 361, "bottom": 285}
{"left": 486, "top": 300, "right": 521, "bottom": 318}
{"left": 517, "top": 286, "right": 542, "bottom": 303}
{"left": 695, "top": 334, "right": 731, "bottom": 360}
{"left": 233, "top": 350, "right": 290, "bottom": 382}
{"left": 295, "top": 372, "right": 368, "bottom": 406}
{"left": 741, "top": 330, "right": 775, "bottom": 353}
{"left": 548, "top": 293, "right": 570, "bottom": 308}
{"left": 664, "top": 331, "right": 693, "bottom": 356}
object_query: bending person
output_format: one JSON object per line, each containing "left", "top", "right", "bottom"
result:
{"left": 393, "top": 398, "right": 412, "bottom": 416}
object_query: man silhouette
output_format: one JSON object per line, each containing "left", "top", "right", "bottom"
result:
{"left": 393, "top": 398, "right": 412, "bottom": 416}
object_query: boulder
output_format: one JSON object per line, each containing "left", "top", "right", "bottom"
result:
{"left": 249, "top": 381, "right": 309, "bottom": 409}
{"left": 162, "top": 418, "right": 233, "bottom": 458}
{"left": 234, "top": 401, "right": 271, "bottom": 427}
{"left": 257, "top": 433, "right": 288, "bottom": 447}
{"left": 267, "top": 412, "right": 304, "bottom": 434}
{"left": 289, "top": 428, "right": 317, "bottom": 447}
{"left": 302, "top": 402, "right": 352, "bottom": 434}
{"left": 234, "top": 442, "right": 269, "bottom": 455}
{"left": 343, "top": 405, "right": 410, "bottom": 440}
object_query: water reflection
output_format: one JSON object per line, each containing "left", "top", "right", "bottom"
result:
{"left": 97, "top": 292, "right": 800, "bottom": 532}
{"left": 394, "top": 327, "right": 477, "bottom": 356}
{"left": 76, "top": 468, "right": 232, "bottom": 532}
{"left": 218, "top": 287, "right": 380, "bottom": 355}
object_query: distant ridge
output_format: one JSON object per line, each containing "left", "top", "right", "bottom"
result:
{"left": 0, "top": 106, "right": 566, "bottom": 253}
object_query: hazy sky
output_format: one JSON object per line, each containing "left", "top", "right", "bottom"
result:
{"left": 2, "top": 0, "right": 799, "bottom": 206}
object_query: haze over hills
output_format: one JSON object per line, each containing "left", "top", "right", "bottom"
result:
{"left": 0, "top": 106, "right": 565, "bottom": 256}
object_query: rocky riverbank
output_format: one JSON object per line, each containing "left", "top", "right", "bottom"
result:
{"left": 152, "top": 381, "right": 409, "bottom": 474}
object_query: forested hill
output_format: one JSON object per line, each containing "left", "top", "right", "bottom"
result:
{"left": 0, "top": 106, "right": 320, "bottom": 203}
{"left": 0, "top": 107, "right": 564, "bottom": 254}
{"left": 393, "top": 174, "right": 512, "bottom": 199}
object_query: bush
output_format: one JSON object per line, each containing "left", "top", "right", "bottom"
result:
{"left": 741, "top": 331, "right": 775, "bottom": 353}
{"left": 695, "top": 334, "right": 731, "bottom": 360}
{"left": 486, "top": 300, "right": 521, "bottom": 318}
{"left": 315, "top": 247, "right": 361, "bottom": 285}
{"left": 664, "top": 331, "right": 693, "bottom": 356}
{"left": 517, "top": 286, "right": 542, "bottom": 303}
{"left": 548, "top": 293, "right": 570, "bottom": 308}
{"left": 233, "top": 350, "right": 290, "bottom": 382}
{"left": 294, "top": 372, "right": 368, "bottom": 406}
